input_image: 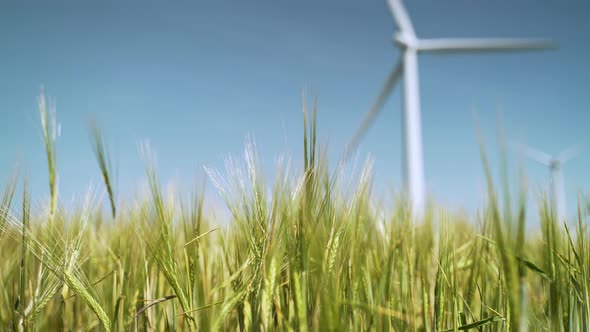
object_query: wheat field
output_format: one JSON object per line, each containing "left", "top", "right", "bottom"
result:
{"left": 1, "top": 92, "right": 589, "bottom": 331}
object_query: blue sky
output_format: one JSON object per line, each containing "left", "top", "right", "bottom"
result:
{"left": 1, "top": 0, "right": 589, "bottom": 220}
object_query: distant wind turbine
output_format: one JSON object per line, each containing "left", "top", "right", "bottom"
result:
{"left": 518, "top": 144, "right": 582, "bottom": 222}
{"left": 344, "top": 0, "right": 555, "bottom": 218}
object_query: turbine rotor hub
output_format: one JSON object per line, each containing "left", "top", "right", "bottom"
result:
{"left": 393, "top": 31, "right": 418, "bottom": 49}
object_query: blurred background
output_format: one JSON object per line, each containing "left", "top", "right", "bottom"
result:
{"left": 0, "top": 0, "right": 588, "bottom": 223}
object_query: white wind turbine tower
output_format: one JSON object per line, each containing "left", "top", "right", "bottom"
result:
{"left": 519, "top": 144, "right": 582, "bottom": 222}
{"left": 344, "top": 0, "right": 554, "bottom": 218}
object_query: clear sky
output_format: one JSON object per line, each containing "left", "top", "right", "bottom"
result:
{"left": 1, "top": 0, "right": 589, "bottom": 221}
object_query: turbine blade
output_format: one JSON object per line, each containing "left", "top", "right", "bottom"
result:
{"left": 386, "top": 0, "right": 416, "bottom": 37}
{"left": 344, "top": 61, "right": 404, "bottom": 160}
{"left": 558, "top": 144, "right": 582, "bottom": 163}
{"left": 514, "top": 142, "right": 552, "bottom": 166}
{"left": 417, "top": 38, "right": 555, "bottom": 53}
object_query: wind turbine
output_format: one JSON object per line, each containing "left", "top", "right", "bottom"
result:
{"left": 344, "top": 0, "right": 554, "bottom": 218}
{"left": 518, "top": 144, "right": 581, "bottom": 221}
